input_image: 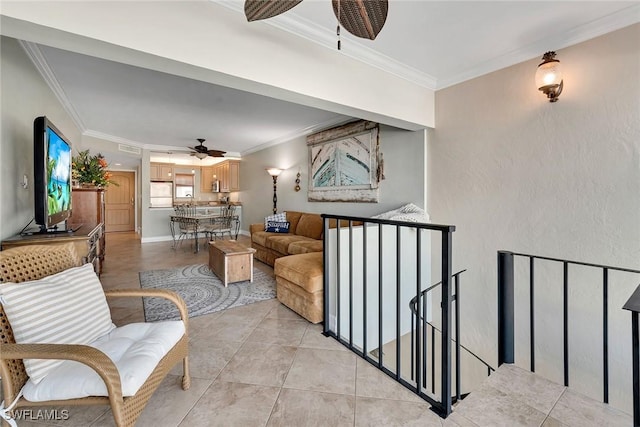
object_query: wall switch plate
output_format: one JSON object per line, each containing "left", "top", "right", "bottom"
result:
{"left": 22, "top": 174, "right": 28, "bottom": 189}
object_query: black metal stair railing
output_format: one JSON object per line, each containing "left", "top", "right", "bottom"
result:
{"left": 321, "top": 214, "right": 457, "bottom": 417}
{"left": 623, "top": 285, "right": 640, "bottom": 427}
{"left": 408, "top": 269, "right": 495, "bottom": 402}
{"left": 498, "top": 250, "right": 640, "bottom": 424}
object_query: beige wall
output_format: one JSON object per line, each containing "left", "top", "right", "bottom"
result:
{"left": 429, "top": 24, "right": 639, "bottom": 413}
{"left": 0, "top": 36, "right": 82, "bottom": 239}
{"left": 239, "top": 125, "right": 427, "bottom": 230}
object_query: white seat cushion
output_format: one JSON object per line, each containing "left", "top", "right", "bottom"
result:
{"left": 22, "top": 320, "right": 185, "bottom": 401}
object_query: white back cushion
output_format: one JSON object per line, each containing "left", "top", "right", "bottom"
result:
{"left": 0, "top": 263, "right": 115, "bottom": 383}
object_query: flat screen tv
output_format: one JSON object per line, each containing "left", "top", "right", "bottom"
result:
{"left": 34, "top": 116, "right": 73, "bottom": 232}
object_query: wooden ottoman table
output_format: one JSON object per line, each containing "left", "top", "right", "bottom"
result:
{"left": 208, "top": 240, "right": 256, "bottom": 287}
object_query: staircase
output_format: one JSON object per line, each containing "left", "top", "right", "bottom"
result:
{"left": 452, "top": 364, "right": 632, "bottom": 426}
{"left": 320, "top": 214, "right": 639, "bottom": 423}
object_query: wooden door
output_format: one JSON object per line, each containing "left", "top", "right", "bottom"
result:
{"left": 105, "top": 171, "right": 135, "bottom": 232}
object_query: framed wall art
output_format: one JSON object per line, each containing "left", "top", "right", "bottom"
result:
{"left": 307, "top": 120, "right": 383, "bottom": 203}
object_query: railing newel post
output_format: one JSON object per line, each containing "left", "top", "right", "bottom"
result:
{"left": 498, "top": 251, "right": 515, "bottom": 365}
{"left": 440, "top": 229, "right": 453, "bottom": 416}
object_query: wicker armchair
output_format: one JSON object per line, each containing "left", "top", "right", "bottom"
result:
{"left": 0, "top": 243, "right": 190, "bottom": 427}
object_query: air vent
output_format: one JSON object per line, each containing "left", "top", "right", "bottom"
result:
{"left": 118, "top": 144, "right": 141, "bottom": 154}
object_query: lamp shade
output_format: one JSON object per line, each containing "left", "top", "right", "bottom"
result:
{"left": 535, "top": 52, "right": 563, "bottom": 90}
{"left": 266, "top": 168, "right": 283, "bottom": 177}
{"left": 535, "top": 60, "right": 563, "bottom": 90}
{"left": 535, "top": 51, "right": 563, "bottom": 102}
{"left": 194, "top": 152, "right": 208, "bottom": 160}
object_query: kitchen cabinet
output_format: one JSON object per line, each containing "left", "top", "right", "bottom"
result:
{"left": 228, "top": 160, "right": 240, "bottom": 191}
{"left": 1, "top": 223, "right": 105, "bottom": 275}
{"left": 219, "top": 162, "right": 230, "bottom": 192}
{"left": 213, "top": 160, "right": 240, "bottom": 193}
{"left": 200, "top": 166, "right": 215, "bottom": 193}
{"left": 150, "top": 163, "right": 173, "bottom": 181}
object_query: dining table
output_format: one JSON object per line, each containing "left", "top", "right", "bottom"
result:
{"left": 170, "top": 212, "right": 240, "bottom": 253}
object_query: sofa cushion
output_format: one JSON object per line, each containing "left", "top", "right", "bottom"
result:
{"left": 295, "top": 213, "right": 323, "bottom": 240}
{"left": 266, "top": 235, "right": 316, "bottom": 255}
{"left": 276, "top": 277, "right": 323, "bottom": 324}
{"left": 22, "top": 320, "right": 185, "bottom": 401}
{"left": 252, "top": 230, "right": 294, "bottom": 247}
{"left": 288, "top": 240, "right": 323, "bottom": 255}
{"left": 274, "top": 252, "right": 323, "bottom": 294}
{"left": 0, "top": 263, "right": 115, "bottom": 384}
{"left": 285, "top": 211, "right": 304, "bottom": 234}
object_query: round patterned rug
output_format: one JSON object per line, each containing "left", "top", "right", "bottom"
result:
{"left": 139, "top": 264, "right": 276, "bottom": 321}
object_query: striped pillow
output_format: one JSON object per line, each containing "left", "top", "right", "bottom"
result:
{"left": 0, "top": 263, "right": 115, "bottom": 384}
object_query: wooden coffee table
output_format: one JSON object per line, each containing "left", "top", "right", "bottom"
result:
{"left": 208, "top": 240, "right": 256, "bottom": 287}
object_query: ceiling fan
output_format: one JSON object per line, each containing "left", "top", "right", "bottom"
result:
{"left": 244, "top": 0, "right": 388, "bottom": 44}
{"left": 189, "top": 138, "right": 226, "bottom": 159}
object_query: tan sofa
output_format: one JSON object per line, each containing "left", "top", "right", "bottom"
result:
{"left": 250, "top": 211, "right": 324, "bottom": 323}
{"left": 249, "top": 211, "right": 324, "bottom": 266}
{"left": 250, "top": 212, "right": 358, "bottom": 324}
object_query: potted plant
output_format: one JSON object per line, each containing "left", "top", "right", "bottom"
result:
{"left": 71, "top": 150, "right": 116, "bottom": 188}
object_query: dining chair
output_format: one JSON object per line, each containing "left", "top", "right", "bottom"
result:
{"left": 172, "top": 205, "right": 198, "bottom": 249}
{"left": 205, "top": 205, "right": 235, "bottom": 241}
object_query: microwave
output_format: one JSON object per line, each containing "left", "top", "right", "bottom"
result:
{"left": 212, "top": 180, "right": 220, "bottom": 193}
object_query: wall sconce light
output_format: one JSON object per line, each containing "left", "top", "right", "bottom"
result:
{"left": 535, "top": 51, "right": 563, "bottom": 102}
{"left": 266, "top": 168, "right": 283, "bottom": 214}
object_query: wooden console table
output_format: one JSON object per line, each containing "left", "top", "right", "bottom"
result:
{"left": 1, "top": 223, "right": 105, "bottom": 274}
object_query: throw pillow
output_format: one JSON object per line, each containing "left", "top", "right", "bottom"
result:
{"left": 264, "top": 212, "right": 286, "bottom": 228}
{"left": 0, "top": 263, "right": 115, "bottom": 384}
{"left": 266, "top": 221, "right": 290, "bottom": 233}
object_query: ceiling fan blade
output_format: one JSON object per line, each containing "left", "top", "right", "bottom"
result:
{"left": 207, "top": 150, "right": 226, "bottom": 157}
{"left": 332, "top": 0, "right": 388, "bottom": 40}
{"left": 189, "top": 146, "right": 208, "bottom": 153}
{"left": 244, "top": 0, "right": 303, "bottom": 22}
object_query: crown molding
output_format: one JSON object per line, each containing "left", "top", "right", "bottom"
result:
{"left": 213, "top": 1, "right": 639, "bottom": 92}
{"left": 212, "top": 0, "right": 437, "bottom": 89}
{"left": 436, "top": 4, "right": 640, "bottom": 90}
{"left": 19, "top": 40, "right": 87, "bottom": 132}
{"left": 83, "top": 129, "right": 147, "bottom": 148}
{"left": 241, "top": 116, "right": 353, "bottom": 156}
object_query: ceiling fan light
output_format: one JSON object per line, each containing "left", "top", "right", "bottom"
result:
{"left": 194, "top": 152, "right": 208, "bottom": 160}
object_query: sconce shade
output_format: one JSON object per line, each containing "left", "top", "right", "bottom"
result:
{"left": 266, "top": 168, "right": 283, "bottom": 177}
{"left": 535, "top": 51, "right": 563, "bottom": 102}
{"left": 194, "top": 152, "right": 208, "bottom": 159}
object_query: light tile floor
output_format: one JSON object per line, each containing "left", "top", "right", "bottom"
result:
{"left": 12, "top": 232, "right": 633, "bottom": 426}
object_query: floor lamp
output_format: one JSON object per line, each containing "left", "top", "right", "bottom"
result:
{"left": 266, "top": 168, "right": 283, "bottom": 214}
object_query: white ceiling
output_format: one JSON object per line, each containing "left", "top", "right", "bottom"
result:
{"left": 17, "top": 1, "right": 639, "bottom": 166}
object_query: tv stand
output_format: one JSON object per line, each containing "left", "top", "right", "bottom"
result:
{"left": 2, "top": 222, "right": 105, "bottom": 275}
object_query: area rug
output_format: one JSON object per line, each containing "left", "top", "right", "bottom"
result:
{"left": 139, "top": 264, "right": 276, "bottom": 322}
